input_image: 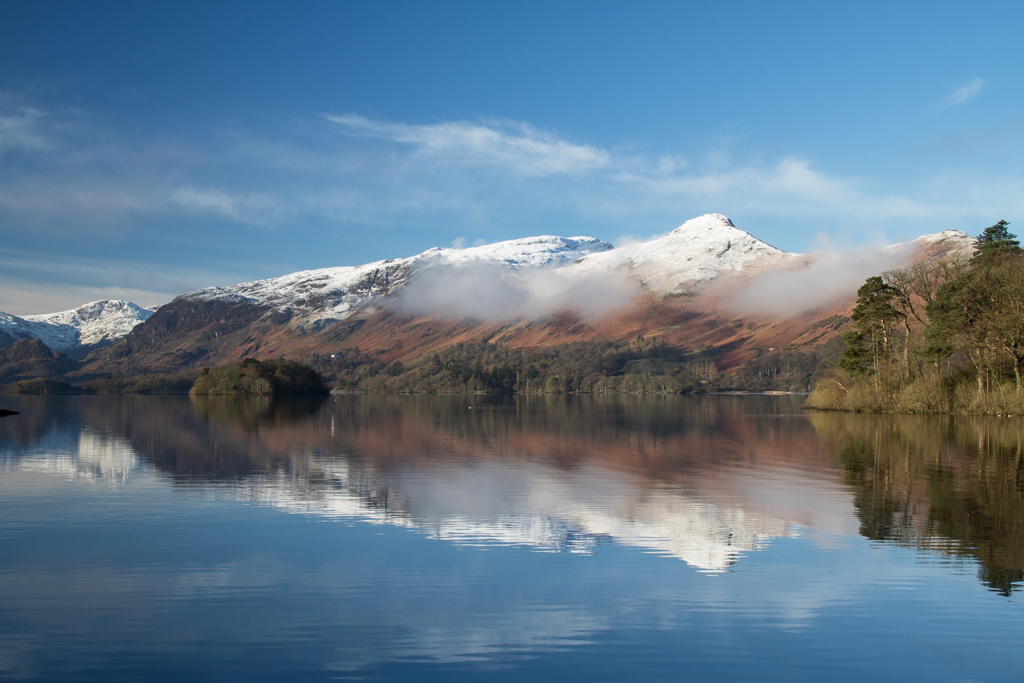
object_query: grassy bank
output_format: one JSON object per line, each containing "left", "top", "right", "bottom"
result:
{"left": 805, "top": 367, "right": 1024, "bottom": 415}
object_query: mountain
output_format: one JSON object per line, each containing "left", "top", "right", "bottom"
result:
{"left": 167, "top": 215, "right": 795, "bottom": 326}
{"left": 0, "top": 300, "right": 155, "bottom": 359}
{"left": 0, "top": 337, "right": 80, "bottom": 383}
{"left": 570, "top": 213, "right": 801, "bottom": 292}
{"left": 181, "top": 235, "right": 613, "bottom": 330}
{"left": 1, "top": 214, "right": 975, "bottom": 384}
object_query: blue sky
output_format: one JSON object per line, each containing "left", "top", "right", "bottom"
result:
{"left": 1, "top": 0, "right": 1022, "bottom": 314}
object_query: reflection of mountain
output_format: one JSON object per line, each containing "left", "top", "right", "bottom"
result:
{"left": 808, "top": 413, "right": 1024, "bottom": 595}
{"left": 0, "top": 395, "right": 849, "bottom": 572}
{"left": 3, "top": 395, "right": 1020, "bottom": 587}
{"left": 237, "top": 458, "right": 803, "bottom": 571}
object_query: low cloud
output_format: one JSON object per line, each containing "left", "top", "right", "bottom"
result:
{"left": 722, "top": 245, "right": 905, "bottom": 317}
{"left": 391, "top": 262, "right": 640, "bottom": 321}
{"left": 943, "top": 77, "right": 983, "bottom": 107}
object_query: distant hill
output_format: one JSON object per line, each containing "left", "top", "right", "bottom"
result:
{"left": 0, "top": 338, "right": 80, "bottom": 383}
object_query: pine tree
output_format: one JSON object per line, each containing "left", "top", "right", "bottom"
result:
{"left": 973, "top": 220, "right": 1020, "bottom": 261}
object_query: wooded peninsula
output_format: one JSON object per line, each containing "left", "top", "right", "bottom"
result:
{"left": 806, "top": 221, "right": 1024, "bottom": 414}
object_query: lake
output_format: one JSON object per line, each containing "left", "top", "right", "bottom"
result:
{"left": 0, "top": 394, "right": 1021, "bottom": 682}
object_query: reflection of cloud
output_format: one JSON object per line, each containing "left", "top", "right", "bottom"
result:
{"left": 239, "top": 459, "right": 808, "bottom": 572}
{"left": 4, "top": 429, "right": 143, "bottom": 485}
{"left": 327, "top": 607, "right": 606, "bottom": 670}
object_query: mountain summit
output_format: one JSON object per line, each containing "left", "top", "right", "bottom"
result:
{"left": 569, "top": 213, "right": 799, "bottom": 291}
{"left": 0, "top": 300, "right": 154, "bottom": 358}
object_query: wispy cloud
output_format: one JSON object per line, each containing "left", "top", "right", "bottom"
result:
{"left": 0, "top": 248, "right": 260, "bottom": 314}
{"left": 325, "top": 114, "right": 609, "bottom": 176}
{"left": 0, "top": 107, "right": 52, "bottom": 154}
{"left": 0, "top": 94, "right": 1017, "bottom": 284}
{"left": 0, "top": 96, "right": 997, "bottom": 237}
{"left": 617, "top": 157, "right": 934, "bottom": 221}
{"left": 943, "top": 77, "right": 983, "bottom": 107}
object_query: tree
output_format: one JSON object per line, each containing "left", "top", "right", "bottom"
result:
{"left": 884, "top": 254, "right": 970, "bottom": 373}
{"left": 974, "top": 220, "right": 1020, "bottom": 261}
{"left": 842, "top": 276, "right": 900, "bottom": 391}
{"left": 927, "top": 250, "right": 1024, "bottom": 394}
{"left": 977, "top": 257, "right": 1024, "bottom": 392}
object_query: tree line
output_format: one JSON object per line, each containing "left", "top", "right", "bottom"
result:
{"left": 299, "top": 332, "right": 839, "bottom": 395}
{"left": 807, "top": 220, "right": 1024, "bottom": 413}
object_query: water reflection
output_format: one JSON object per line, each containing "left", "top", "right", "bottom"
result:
{"left": 0, "top": 394, "right": 1020, "bottom": 587}
{"left": 2, "top": 394, "right": 1023, "bottom": 681}
{"left": 808, "top": 412, "right": 1024, "bottom": 595}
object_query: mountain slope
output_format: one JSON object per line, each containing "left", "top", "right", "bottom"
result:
{"left": 73, "top": 215, "right": 975, "bottom": 380}
{"left": 185, "top": 235, "right": 614, "bottom": 329}
{"left": 0, "top": 300, "right": 154, "bottom": 359}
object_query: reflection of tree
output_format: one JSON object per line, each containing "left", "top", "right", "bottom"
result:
{"left": 810, "top": 413, "right": 1024, "bottom": 595}
{"left": 190, "top": 395, "right": 326, "bottom": 429}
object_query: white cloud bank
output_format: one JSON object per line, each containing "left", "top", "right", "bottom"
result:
{"left": 722, "top": 245, "right": 905, "bottom": 317}
{"left": 392, "top": 262, "right": 640, "bottom": 321}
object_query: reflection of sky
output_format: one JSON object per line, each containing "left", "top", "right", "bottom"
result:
{"left": 1, "top": 413, "right": 1022, "bottom": 681}
{"left": 1, "top": 464, "right": 1021, "bottom": 682}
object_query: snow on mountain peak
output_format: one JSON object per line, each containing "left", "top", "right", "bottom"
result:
{"left": 672, "top": 212, "right": 735, "bottom": 232}
{"left": 1, "top": 299, "right": 154, "bottom": 357}
{"left": 179, "top": 215, "right": 803, "bottom": 325}
{"left": 570, "top": 213, "right": 797, "bottom": 292}
{"left": 184, "top": 234, "right": 615, "bottom": 326}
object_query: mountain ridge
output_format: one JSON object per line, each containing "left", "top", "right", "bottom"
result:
{"left": 0, "top": 215, "right": 976, "bottom": 384}
{"left": 0, "top": 300, "right": 154, "bottom": 359}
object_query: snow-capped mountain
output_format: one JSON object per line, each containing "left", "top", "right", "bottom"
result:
{"left": 570, "top": 213, "right": 801, "bottom": 291}
{"left": 183, "top": 234, "right": 614, "bottom": 328}
{"left": 177, "top": 214, "right": 808, "bottom": 328}
{"left": 0, "top": 300, "right": 154, "bottom": 358}
{"left": 886, "top": 229, "right": 974, "bottom": 259}
{"left": 4, "top": 214, "right": 977, "bottom": 368}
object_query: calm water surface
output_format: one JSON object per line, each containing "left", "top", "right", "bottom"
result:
{"left": 0, "top": 394, "right": 1021, "bottom": 682}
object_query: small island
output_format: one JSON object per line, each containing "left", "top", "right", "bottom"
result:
{"left": 189, "top": 358, "right": 328, "bottom": 396}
